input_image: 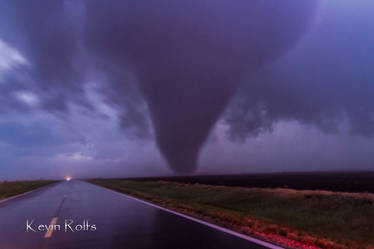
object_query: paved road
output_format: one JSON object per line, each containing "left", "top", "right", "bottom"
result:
{"left": 0, "top": 180, "right": 278, "bottom": 249}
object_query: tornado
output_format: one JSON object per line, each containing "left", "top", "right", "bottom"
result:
{"left": 85, "top": 0, "right": 320, "bottom": 173}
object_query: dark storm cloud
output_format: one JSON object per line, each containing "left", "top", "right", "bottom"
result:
{"left": 0, "top": 67, "right": 36, "bottom": 113}
{"left": 224, "top": 0, "right": 374, "bottom": 141}
{"left": 0, "top": 0, "right": 85, "bottom": 114}
{"left": 1, "top": 0, "right": 372, "bottom": 175}
{"left": 84, "top": 0, "right": 319, "bottom": 173}
{"left": 90, "top": 65, "right": 152, "bottom": 139}
{"left": 0, "top": 0, "right": 149, "bottom": 137}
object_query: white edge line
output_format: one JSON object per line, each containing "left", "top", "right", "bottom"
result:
{"left": 0, "top": 183, "right": 58, "bottom": 204}
{"left": 96, "top": 184, "right": 284, "bottom": 249}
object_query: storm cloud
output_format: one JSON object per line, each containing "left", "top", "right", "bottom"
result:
{"left": 0, "top": 0, "right": 373, "bottom": 177}
{"left": 83, "top": 0, "right": 319, "bottom": 173}
{"left": 224, "top": 0, "right": 374, "bottom": 141}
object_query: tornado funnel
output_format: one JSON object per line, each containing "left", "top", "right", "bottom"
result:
{"left": 85, "top": 0, "right": 320, "bottom": 173}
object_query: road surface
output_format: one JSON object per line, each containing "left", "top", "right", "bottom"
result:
{"left": 0, "top": 180, "right": 279, "bottom": 249}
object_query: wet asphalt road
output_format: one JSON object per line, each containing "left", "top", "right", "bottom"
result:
{"left": 0, "top": 180, "right": 274, "bottom": 249}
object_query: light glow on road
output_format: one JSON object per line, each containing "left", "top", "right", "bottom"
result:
{"left": 65, "top": 177, "right": 72, "bottom": 181}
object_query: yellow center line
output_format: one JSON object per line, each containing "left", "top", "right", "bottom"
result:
{"left": 44, "top": 217, "right": 58, "bottom": 239}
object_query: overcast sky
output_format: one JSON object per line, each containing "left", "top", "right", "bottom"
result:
{"left": 0, "top": 0, "right": 373, "bottom": 180}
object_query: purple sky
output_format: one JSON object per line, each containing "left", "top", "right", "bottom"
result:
{"left": 0, "top": 0, "right": 374, "bottom": 180}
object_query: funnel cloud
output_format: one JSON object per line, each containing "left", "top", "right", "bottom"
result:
{"left": 84, "top": 0, "right": 319, "bottom": 173}
{"left": 2, "top": 0, "right": 374, "bottom": 179}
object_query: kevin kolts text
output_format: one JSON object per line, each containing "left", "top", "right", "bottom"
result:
{"left": 26, "top": 219, "right": 96, "bottom": 232}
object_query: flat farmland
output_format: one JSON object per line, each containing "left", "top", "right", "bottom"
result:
{"left": 127, "top": 171, "right": 374, "bottom": 193}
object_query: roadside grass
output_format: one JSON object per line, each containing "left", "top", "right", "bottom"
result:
{"left": 89, "top": 179, "right": 374, "bottom": 249}
{"left": 0, "top": 180, "right": 57, "bottom": 200}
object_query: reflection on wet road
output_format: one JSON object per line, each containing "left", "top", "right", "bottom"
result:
{"left": 0, "top": 180, "right": 277, "bottom": 249}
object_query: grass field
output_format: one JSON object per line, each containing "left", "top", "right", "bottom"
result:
{"left": 126, "top": 171, "right": 374, "bottom": 193}
{"left": 89, "top": 179, "right": 374, "bottom": 249}
{"left": 0, "top": 180, "right": 57, "bottom": 201}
